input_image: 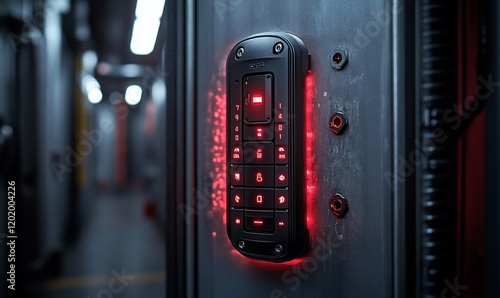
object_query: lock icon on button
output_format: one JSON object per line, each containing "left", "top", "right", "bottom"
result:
{"left": 256, "top": 172, "right": 263, "bottom": 182}
{"left": 256, "top": 149, "right": 263, "bottom": 159}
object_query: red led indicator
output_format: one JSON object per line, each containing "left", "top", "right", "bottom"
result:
{"left": 234, "top": 195, "right": 241, "bottom": 204}
{"left": 256, "top": 172, "right": 263, "bottom": 183}
{"left": 252, "top": 96, "right": 263, "bottom": 104}
{"left": 277, "top": 124, "right": 284, "bottom": 131}
{"left": 278, "top": 196, "right": 286, "bottom": 204}
{"left": 256, "top": 148, "right": 263, "bottom": 159}
{"left": 253, "top": 220, "right": 264, "bottom": 225}
{"left": 278, "top": 174, "right": 286, "bottom": 182}
{"left": 257, "top": 128, "right": 263, "bottom": 137}
{"left": 232, "top": 147, "right": 241, "bottom": 160}
{"left": 277, "top": 146, "right": 286, "bottom": 160}
{"left": 278, "top": 221, "right": 285, "bottom": 227}
{"left": 235, "top": 218, "right": 241, "bottom": 224}
{"left": 256, "top": 195, "right": 263, "bottom": 203}
{"left": 234, "top": 173, "right": 241, "bottom": 181}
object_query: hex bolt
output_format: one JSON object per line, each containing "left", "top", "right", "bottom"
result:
{"left": 238, "top": 240, "right": 245, "bottom": 249}
{"left": 274, "top": 244, "right": 283, "bottom": 254}
{"left": 329, "top": 111, "right": 348, "bottom": 135}
{"left": 330, "top": 47, "right": 348, "bottom": 70}
{"left": 273, "top": 42, "right": 284, "bottom": 54}
{"left": 236, "top": 47, "right": 245, "bottom": 59}
{"left": 331, "top": 193, "right": 348, "bottom": 218}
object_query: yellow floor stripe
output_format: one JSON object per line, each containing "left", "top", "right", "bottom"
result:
{"left": 46, "top": 271, "right": 166, "bottom": 289}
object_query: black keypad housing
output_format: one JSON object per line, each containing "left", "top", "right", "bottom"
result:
{"left": 226, "top": 33, "right": 310, "bottom": 262}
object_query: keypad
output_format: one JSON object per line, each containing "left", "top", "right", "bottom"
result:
{"left": 229, "top": 73, "right": 289, "bottom": 234}
{"left": 226, "top": 33, "right": 310, "bottom": 262}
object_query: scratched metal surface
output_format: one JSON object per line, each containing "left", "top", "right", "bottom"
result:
{"left": 196, "top": 0, "right": 395, "bottom": 297}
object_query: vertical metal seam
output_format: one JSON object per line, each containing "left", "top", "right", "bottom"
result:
{"left": 416, "top": 0, "right": 458, "bottom": 296}
{"left": 185, "top": 0, "right": 197, "bottom": 297}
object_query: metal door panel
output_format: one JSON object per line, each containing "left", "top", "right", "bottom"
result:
{"left": 195, "top": 0, "right": 395, "bottom": 297}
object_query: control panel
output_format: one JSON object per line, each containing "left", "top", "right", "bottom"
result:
{"left": 226, "top": 33, "right": 309, "bottom": 262}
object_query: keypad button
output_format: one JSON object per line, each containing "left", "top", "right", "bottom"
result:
{"left": 230, "top": 187, "right": 244, "bottom": 208}
{"left": 275, "top": 145, "right": 288, "bottom": 163}
{"left": 244, "top": 142, "right": 274, "bottom": 164}
{"left": 230, "top": 165, "right": 244, "bottom": 186}
{"left": 231, "top": 209, "right": 244, "bottom": 228}
{"left": 275, "top": 122, "right": 288, "bottom": 145}
{"left": 244, "top": 124, "right": 274, "bottom": 141}
{"left": 243, "top": 74, "right": 273, "bottom": 124}
{"left": 275, "top": 165, "right": 288, "bottom": 187}
{"left": 231, "top": 106, "right": 242, "bottom": 145}
{"left": 231, "top": 146, "right": 243, "bottom": 163}
{"left": 275, "top": 189, "right": 289, "bottom": 209}
{"left": 275, "top": 211, "right": 288, "bottom": 230}
{"left": 275, "top": 99, "right": 288, "bottom": 122}
{"left": 245, "top": 188, "right": 274, "bottom": 209}
{"left": 244, "top": 166, "right": 274, "bottom": 187}
{"left": 244, "top": 211, "right": 274, "bottom": 233}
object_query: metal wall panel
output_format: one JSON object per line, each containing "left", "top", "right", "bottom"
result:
{"left": 194, "top": 0, "right": 400, "bottom": 297}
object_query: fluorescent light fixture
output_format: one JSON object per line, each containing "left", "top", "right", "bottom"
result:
{"left": 88, "top": 88, "right": 103, "bottom": 104}
{"left": 130, "top": 0, "right": 165, "bottom": 55}
{"left": 130, "top": 19, "right": 161, "bottom": 55}
{"left": 135, "top": 0, "right": 165, "bottom": 19}
{"left": 82, "top": 74, "right": 102, "bottom": 104}
{"left": 125, "top": 85, "right": 142, "bottom": 105}
{"left": 82, "top": 74, "right": 100, "bottom": 93}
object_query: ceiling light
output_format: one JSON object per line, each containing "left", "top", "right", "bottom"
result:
{"left": 135, "top": 0, "right": 165, "bottom": 19}
{"left": 130, "top": 0, "right": 165, "bottom": 55}
{"left": 125, "top": 85, "right": 142, "bottom": 105}
{"left": 88, "top": 88, "right": 103, "bottom": 104}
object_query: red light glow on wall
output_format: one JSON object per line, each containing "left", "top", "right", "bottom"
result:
{"left": 305, "top": 71, "right": 317, "bottom": 234}
{"left": 208, "top": 59, "right": 316, "bottom": 267}
{"left": 207, "top": 64, "right": 227, "bottom": 228}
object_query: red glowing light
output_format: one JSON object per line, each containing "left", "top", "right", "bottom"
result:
{"left": 305, "top": 71, "right": 317, "bottom": 234}
{"left": 252, "top": 96, "right": 263, "bottom": 104}
{"left": 256, "top": 172, "right": 263, "bottom": 182}
{"left": 253, "top": 220, "right": 264, "bottom": 225}
{"left": 235, "top": 218, "right": 241, "bottom": 224}
{"left": 256, "top": 148, "right": 263, "bottom": 159}
{"left": 256, "top": 195, "right": 263, "bottom": 203}
{"left": 209, "top": 57, "right": 314, "bottom": 267}
{"left": 278, "top": 174, "right": 286, "bottom": 182}
{"left": 278, "top": 196, "right": 286, "bottom": 204}
{"left": 232, "top": 146, "right": 241, "bottom": 160}
{"left": 277, "top": 146, "right": 286, "bottom": 160}
{"left": 234, "top": 173, "right": 241, "bottom": 181}
{"left": 234, "top": 195, "right": 241, "bottom": 203}
{"left": 278, "top": 221, "right": 285, "bottom": 227}
{"left": 257, "top": 128, "right": 263, "bottom": 137}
